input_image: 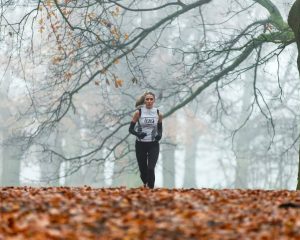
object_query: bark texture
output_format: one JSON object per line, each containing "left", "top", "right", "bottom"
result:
{"left": 288, "top": 0, "right": 300, "bottom": 190}
{"left": 288, "top": 0, "right": 300, "bottom": 72}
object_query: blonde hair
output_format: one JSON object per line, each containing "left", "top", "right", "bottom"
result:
{"left": 135, "top": 91, "right": 155, "bottom": 108}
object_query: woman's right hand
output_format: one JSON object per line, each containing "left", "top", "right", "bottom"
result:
{"left": 137, "top": 132, "right": 147, "bottom": 139}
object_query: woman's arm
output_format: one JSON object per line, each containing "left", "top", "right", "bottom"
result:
{"left": 158, "top": 112, "right": 163, "bottom": 123}
{"left": 155, "top": 113, "right": 163, "bottom": 141}
{"left": 132, "top": 110, "right": 140, "bottom": 123}
{"left": 129, "top": 110, "right": 146, "bottom": 139}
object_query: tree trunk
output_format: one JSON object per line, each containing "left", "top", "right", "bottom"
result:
{"left": 234, "top": 155, "right": 249, "bottom": 188}
{"left": 183, "top": 133, "right": 198, "bottom": 188}
{"left": 62, "top": 119, "right": 85, "bottom": 186}
{"left": 0, "top": 80, "right": 22, "bottom": 186}
{"left": 298, "top": 147, "right": 300, "bottom": 190}
{"left": 233, "top": 71, "right": 255, "bottom": 188}
{"left": 0, "top": 135, "right": 22, "bottom": 186}
{"left": 39, "top": 131, "right": 62, "bottom": 186}
{"left": 162, "top": 138, "right": 176, "bottom": 188}
{"left": 288, "top": 0, "right": 300, "bottom": 72}
{"left": 288, "top": 0, "right": 300, "bottom": 190}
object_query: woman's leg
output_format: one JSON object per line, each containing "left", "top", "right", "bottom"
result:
{"left": 147, "top": 142, "right": 160, "bottom": 189}
{"left": 135, "top": 141, "right": 148, "bottom": 185}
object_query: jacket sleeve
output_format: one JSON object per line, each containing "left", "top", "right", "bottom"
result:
{"left": 129, "top": 121, "right": 138, "bottom": 136}
{"left": 157, "top": 122, "right": 162, "bottom": 137}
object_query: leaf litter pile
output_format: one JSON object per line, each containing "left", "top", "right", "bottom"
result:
{"left": 1, "top": 187, "right": 300, "bottom": 239}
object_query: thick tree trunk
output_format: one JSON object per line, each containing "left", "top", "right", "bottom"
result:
{"left": 288, "top": 0, "right": 300, "bottom": 71}
{"left": 288, "top": 0, "right": 300, "bottom": 190}
{"left": 288, "top": 0, "right": 300, "bottom": 73}
{"left": 298, "top": 146, "right": 300, "bottom": 190}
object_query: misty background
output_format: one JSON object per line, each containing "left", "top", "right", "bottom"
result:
{"left": 0, "top": 0, "right": 299, "bottom": 189}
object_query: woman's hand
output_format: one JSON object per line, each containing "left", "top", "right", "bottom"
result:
{"left": 137, "top": 132, "right": 147, "bottom": 139}
{"left": 155, "top": 134, "right": 161, "bottom": 141}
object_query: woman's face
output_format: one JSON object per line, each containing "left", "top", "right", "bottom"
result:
{"left": 144, "top": 94, "right": 155, "bottom": 108}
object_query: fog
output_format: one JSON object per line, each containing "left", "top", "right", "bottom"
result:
{"left": 0, "top": 0, "right": 299, "bottom": 190}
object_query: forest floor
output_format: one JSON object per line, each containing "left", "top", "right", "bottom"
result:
{"left": 1, "top": 186, "right": 300, "bottom": 239}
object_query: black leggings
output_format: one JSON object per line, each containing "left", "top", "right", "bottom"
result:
{"left": 135, "top": 140, "right": 159, "bottom": 188}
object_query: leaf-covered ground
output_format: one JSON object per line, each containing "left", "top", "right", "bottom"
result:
{"left": 1, "top": 187, "right": 300, "bottom": 239}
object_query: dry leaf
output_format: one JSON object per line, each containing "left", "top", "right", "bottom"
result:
{"left": 1, "top": 187, "right": 300, "bottom": 239}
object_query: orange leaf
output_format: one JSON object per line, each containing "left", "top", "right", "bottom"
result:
{"left": 115, "top": 79, "right": 123, "bottom": 88}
